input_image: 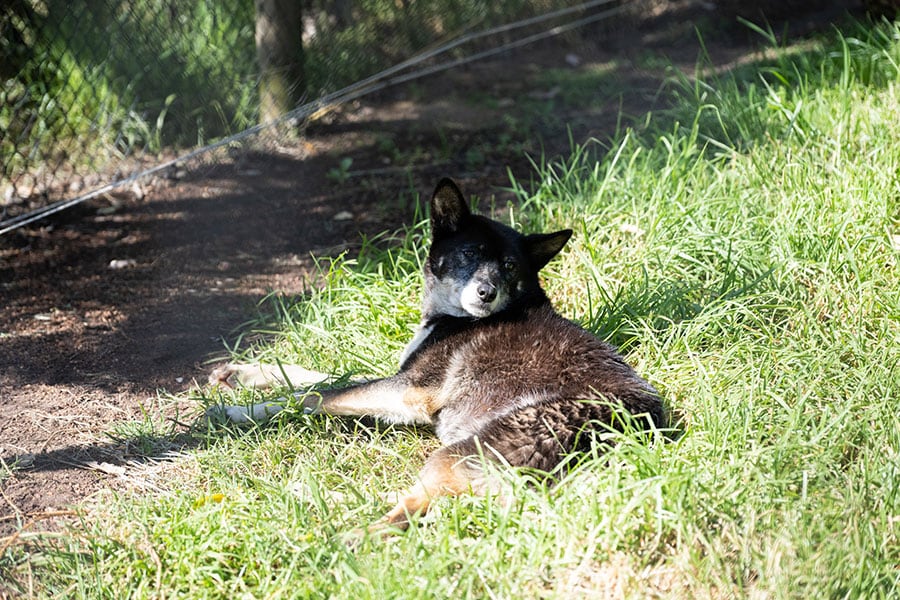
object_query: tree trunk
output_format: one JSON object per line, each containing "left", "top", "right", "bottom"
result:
{"left": 255, "top": 0, "right": 304, "bottom": 124}
{"left": 328, "top": 0, "right": 353, "bottom": 28}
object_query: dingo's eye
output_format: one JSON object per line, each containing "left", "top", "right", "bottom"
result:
{"left": 502, "top": 259, "right": 517, "bottom": 272}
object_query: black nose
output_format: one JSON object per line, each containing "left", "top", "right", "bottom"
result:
{"left": 476, "top": 282, "right": 497, "bottom": 302}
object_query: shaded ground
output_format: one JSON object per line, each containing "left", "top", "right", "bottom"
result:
{"left": 0, "top": 1, "right": 861, "bottom": 537}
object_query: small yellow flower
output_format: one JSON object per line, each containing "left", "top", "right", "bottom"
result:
{"left": 193, "top": 493, "right": 226, "bottom": 508}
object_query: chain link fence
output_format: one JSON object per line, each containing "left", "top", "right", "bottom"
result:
{"left": 2, "top": 0, "right": 258, "bottom": 220}
{"left": 1, "top": 0, "right": 890, "bottom": 231}
{"left": 4, "top": 0, "right": 621, "bottom": 229}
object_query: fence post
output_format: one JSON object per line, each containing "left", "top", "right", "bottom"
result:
{"left": 255, "top": 0, "right": 304, "bottom": 124}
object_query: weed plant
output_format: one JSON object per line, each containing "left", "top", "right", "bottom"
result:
{"left": 3, "top": 18, "right": 900, "bottom": 599}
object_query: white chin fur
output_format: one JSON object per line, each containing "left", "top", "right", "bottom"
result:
{"left": 428, "top": 279, "right": 506, "bottom": 318}
{"left": 461, "top": 302, "right": 494, "bottom": 318}
{"left": 428, "top": 281, "right": 474, "bottom": 318}
{"left": 460, "top": 280, "right": 503, "bottom": 317}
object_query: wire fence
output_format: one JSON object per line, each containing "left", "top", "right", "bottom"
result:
{"left": 1, "top": 0, "right": 647, "bottom": 235}
{"left": 1, "top": 0, "right": 256, "bottom": 218}
{"left": 1, "top": 0, "right": 884, "bottom": 236}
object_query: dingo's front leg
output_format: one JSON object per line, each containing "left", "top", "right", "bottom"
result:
{"left": 207, "top": 367, "right": 435, "bottom": 427}
{"left": 209, "top": 363, "right": 332, "bottom": 390}
{"left": 207, "top": 362, "right": 333, "bottom": 425}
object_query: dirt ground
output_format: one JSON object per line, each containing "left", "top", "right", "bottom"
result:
{"left": 0, "top": 2, "right": 862, "bottom": 538}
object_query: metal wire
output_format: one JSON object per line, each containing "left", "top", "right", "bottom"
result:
{"left": 0, "top": 0, "right": 635, "bottom": 236}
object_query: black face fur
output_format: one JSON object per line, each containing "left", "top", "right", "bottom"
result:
{"left": 423, "top": 178, "right": 572, "bottom": 320}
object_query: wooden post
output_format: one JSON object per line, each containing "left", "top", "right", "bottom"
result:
{"left": 255, "top": 0, "right": 304, "bottom": 124}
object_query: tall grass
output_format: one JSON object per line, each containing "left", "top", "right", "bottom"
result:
{"left": 4, "top": 18, "right": 900, "bottom": 599}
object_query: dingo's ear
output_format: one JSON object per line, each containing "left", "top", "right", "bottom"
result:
{"left": 431, "top": 178, "right": 470, "bottom": 236}
{"left": 525, "top": 229, "right": 572, "bottom": 270}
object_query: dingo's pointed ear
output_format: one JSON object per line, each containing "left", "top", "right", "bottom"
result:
{"left": 525, "top": 229, "right": 572, "bottom": 270}
{"left": 431, "top": 178, "right": 470, "bottom": 236}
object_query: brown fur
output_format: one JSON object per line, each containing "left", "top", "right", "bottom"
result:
{"left": 298, "top": 302, "right": 664, "bottom": 534}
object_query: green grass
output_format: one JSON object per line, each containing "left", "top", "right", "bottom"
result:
{"left": 5, "top": 18, "right": 900, "bottom": 599}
